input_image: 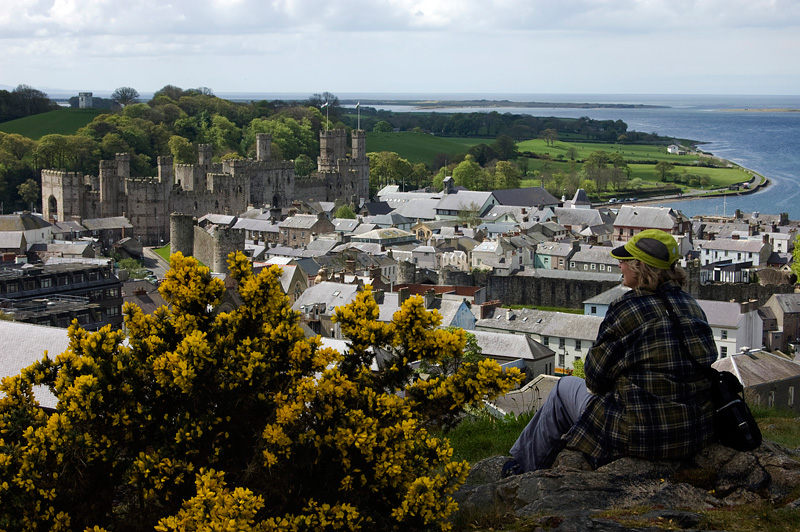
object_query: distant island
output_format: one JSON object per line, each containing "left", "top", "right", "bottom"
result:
{"left": 721, "top": 108, "right": 800, "bottom": 113}
{"left": 341, "top": 99, "right": 666, "bottom": 110}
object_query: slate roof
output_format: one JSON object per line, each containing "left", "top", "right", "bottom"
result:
{"left": 291, "top": 281, "right": 360, "bottom": 315}
{"left": 0, "top": 321, "right": 69, "bottom": 410}
{"left": 476, "top": 307, "right": 604, "bottom": 342}
{"left": 553, "top": 207, "right": 614, "bottom": 228}
{"left": 0, "top": 213, "right": 52, "bottom": 231}
{"left": 491, "top": 187, "right": 560, "bottom": 207}
{"left": 392, "top": 198, "right": 440, "bottom": 221}
{"left": 583, "top": 284, "right": 630, "bottom": 305}
{"left": 435, "top": 191, "right": 494, "bottom": 211}
{"left": 81, "top": 216, "right": 134, "bottom": 231}
{"left": 0, "top": 231, "right": 25, "bottom": 249}
{"left": 768, "top": 293, "right": 800, "bottom": 314}
{"left": 697, "top": 299, "right": 746, "bottom": 328}
{"left": 123, "top": 279, "right": 167, "bottom": 315}
{"left": 571, "top": 245, "right": 617, "bottom": 265}
{"left": 279, "top": 214, "right": 324, "bottom": 229}
{"left": 233, "top": 218, "right": 279, "bottom": 232}
{"left": 613, "top": 205, "right": 686, "bottom": 230}
{"left": 699, "top": 239, "right": 767, "bottom": 252}
{"left": 470, "top": 330, "right": 554, "bottom": 362}
{"left": 713, "top": 350, "right": 800, "bottom": 387}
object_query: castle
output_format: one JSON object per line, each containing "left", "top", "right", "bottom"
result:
{"left": 41, "top": 129, "right": 369, "bottom": 245}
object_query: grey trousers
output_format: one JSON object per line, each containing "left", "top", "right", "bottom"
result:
{"left": 509, "top": 376, "right": 594, "bottom": 472}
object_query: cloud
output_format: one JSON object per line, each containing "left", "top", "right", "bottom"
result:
{"left": 1, "top": 0, "right": 798, "bottom": 94}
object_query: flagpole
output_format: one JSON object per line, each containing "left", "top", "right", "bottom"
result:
{"left": 357, "top": 102, "right": 361, "bottom": 130}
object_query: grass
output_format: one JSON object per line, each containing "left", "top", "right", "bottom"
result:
{"left": 437, "top": 411, "right": 534, "bottom": 464}
{"left": 153, "top": 245, "right": 171, "bottom": 263}
{"left": 366, "top": 131, "right": 487, "bottom": 166}
{"left": 0, "top": 108, "right": 104, "bottom": 139}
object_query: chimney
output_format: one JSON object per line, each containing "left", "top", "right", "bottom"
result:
{"left": 398, "top": 287, "right": 410, "bottom": 305}
{"left": 763, "top": 234, "right": 770, "bottom": 244}
{"left": 731, "top": 234, "right": 739, "bottom": 240}
{"left": 424, "top": 288, "right": 436, "bottom": 308}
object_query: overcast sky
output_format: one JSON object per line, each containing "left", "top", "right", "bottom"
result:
{"left": 1, "top": 0, "right": 798, "bottom": 98}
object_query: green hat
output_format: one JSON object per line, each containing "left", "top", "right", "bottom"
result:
{"left": 611, "top": 229, "right": 680, "bottom": 269}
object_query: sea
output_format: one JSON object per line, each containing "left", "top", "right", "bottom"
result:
{"left": 210, "top": 91, "right": 800, "bottom": 220}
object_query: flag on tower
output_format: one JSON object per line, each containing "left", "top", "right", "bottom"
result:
{"left": 321, "top": 101, "right": 329, "bottom": 109}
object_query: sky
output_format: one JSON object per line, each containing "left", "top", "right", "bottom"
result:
{"left": 1, "top": 0, "right": 799, "bottom": 98}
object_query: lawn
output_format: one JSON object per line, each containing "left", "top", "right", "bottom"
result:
{"left": 517, "top": 138, "right": 702, "bottom": 164}
{"left": 366, "top": 131, "right": 486, "bottom": 166}
{"left": 0, "top": 108, "right": 104, "bottom": 139}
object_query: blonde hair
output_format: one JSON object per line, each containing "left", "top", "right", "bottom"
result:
{"left": 627, "top": 260, "right": 687, "bottom": 291}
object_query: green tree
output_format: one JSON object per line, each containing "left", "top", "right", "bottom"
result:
{"left": 111, "top": 86, "right": 140, "bottom": 108}
{"left": 1, "top": 133, "right": 36, "bottom": 161}
{"left": 655, "top": 161, "right": 675, "bottom": 182}
{"left": 367, "top": 151, "right": 412, "bottom": 192}
{"left": 452, "top": 155, "right": 483, "bottom": 190}
{"left": 373, "top": 120, "right": 393, "bottom": 133}
{"left": 17, "top": 177, "right": 40, "bottom": 211}
{"left": 541, "top": 128, "right": 558, "bottom": 147}
{"left": 491, "top": 135, "right": 519, "bottom": 161}
{"left": 0, "top": 252, "right": 520, "bottom": 531}
{"left": 118, "top": 258, "right": 146, "bottom": 278}
{"left": 493, "top": 160, "right": 521, "bottom": 190}
{"left": 565, "top": 146, "right": 579, "bottom": 161}
{"left": 334, "top": 204, "right": 357, "bottom": 219}
{"left": 294, "top": 153, "right": 316, "bottom": 177}
{"left": 168, "top": 135, "right": 196, "bottom": 164}
{"left": 33, "top": 134, "right": 70, "bottom": 169}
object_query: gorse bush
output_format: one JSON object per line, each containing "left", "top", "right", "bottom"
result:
{"left": 0, "top": 251, "right": 521, "bottom": 531}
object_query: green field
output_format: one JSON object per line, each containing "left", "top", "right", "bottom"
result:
{"left": 366, "top": 131, "right": 486, "bottom": 166}
{"left": 517, "top": 138, "right": 702, "bottom": 164}
{"left": 0, "top": 108, "right": 104, "bottom": 139}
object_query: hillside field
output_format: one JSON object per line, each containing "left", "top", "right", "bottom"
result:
{"left": 0, "top": 108, "right": 103, "bottom": 139}
{"left": 366, "top": 131, "right": 486, "bottom": 166}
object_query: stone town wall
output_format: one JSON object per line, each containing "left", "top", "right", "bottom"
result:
{"left": 192, "top": 224, "right": 243, "bottom": 274}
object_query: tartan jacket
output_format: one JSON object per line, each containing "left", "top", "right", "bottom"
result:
{"left": 565, "top": 281, "right": 717, "bottom": 465}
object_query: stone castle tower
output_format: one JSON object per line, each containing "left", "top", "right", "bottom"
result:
{"left": 42, "top": 129, "right": 369, "bottom": 246}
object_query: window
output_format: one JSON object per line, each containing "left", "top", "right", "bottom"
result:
{"left": 558, "top": 353, "right": 565, "bottom": 367}
{"left": 789, "top": 386, "right": 795, "bottom": 407}
{"left": 721, "top": 346, "right": 728, "bottom": 358}
{"left": 6, "top": 282, "right": 18, "bottom": 293}
{"left": 40, "top": 278, "right": 53, "bottom": 288}
{"left": 768, "top": 391, "right": 775, "bottom": 408}
{"left": 570, "top": 261, "right": 575, "bottom": 268}
{"left": 576, "top": 340, "right": 582, "bottom": 350}
{"left": 721, "top": 330, "right": 728, "bottom": 340}
{"left": 106, "top": 306, "right": 121, "bottom": 317}
{"left": 600, "top": 264, "right": 605, "bottom": 271}
{"left": 559, "top": 338, "right": 565, "bottom": 349}
{"left": 590, "top": 264, "right": 596, "bottom": 270}
{"left": 590, "top": 306, "right": 597, "bottom": 314}
{"left": 542, "top": 336, "right": 549, "bottom": 347}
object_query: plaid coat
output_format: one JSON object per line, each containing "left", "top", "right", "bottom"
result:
{"left": 565, "top": 281, "right": 717, "bottom": 465}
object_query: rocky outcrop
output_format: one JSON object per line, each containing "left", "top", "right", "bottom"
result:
{"left": 455, "top": 442, "right": 800, "bottom": 531}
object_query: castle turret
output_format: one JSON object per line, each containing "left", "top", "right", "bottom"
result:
{"left": 170, "top": 212, "right": 195, "bottom": 257}
{"left": 317, "top": 129, "right": 347, "bottom": 173}
{"left": 256, "top": 133, "right": 271, "bottom": 162}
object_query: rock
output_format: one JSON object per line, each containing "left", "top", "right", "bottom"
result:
{"left": 455, "top": 442, "right": 798, "bottom": 528}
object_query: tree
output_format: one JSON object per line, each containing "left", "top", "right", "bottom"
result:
{"left": 494, "top": 160, "right": 521, "bottom": 190}
{"left": 334, "top": 204, "right": 356, "bottom": 219}
{"left": 467, "top": 144, "right": 498, "bottom": 166}
{"left": 491, "top": 135, "right": 518, "bottom": 160}
{"left": 655, "top": 161, "right": 675, "bottom": 182}
{"left": 294, "top": 154, "right": 316, "bottom": 177}
{"left": 541, "top": 128, "right": 558, "bottom": 147}
{"left": 168, "top": 135, "right": 196, "bottom": 164}
{"left": 0, "top": 252, "right": 521, "bottom": 530}
{"left": 17, "top": 177, "right": 40, "bottom": 211}
{"left": 566, "top": 146, "right": 579, "bottom": 161}
{"left": 367, "top": 151, "right": 412, "bottom": 192}
{"left": 452, "top": 155, "right": 483, "bottom": 190}
{"left": 373, "top": 120, "right": 393, "bottom": 133}
{"left": 111, "top": 86, "right": 140, "bottom": 108}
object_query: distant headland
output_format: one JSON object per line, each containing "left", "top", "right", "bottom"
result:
{"left": 340, "top": 99, "right": 666, "bottom": 110}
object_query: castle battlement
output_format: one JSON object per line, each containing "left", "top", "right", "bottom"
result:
{"left": 41, "top": 129, "right": 368, "bottom": 245}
